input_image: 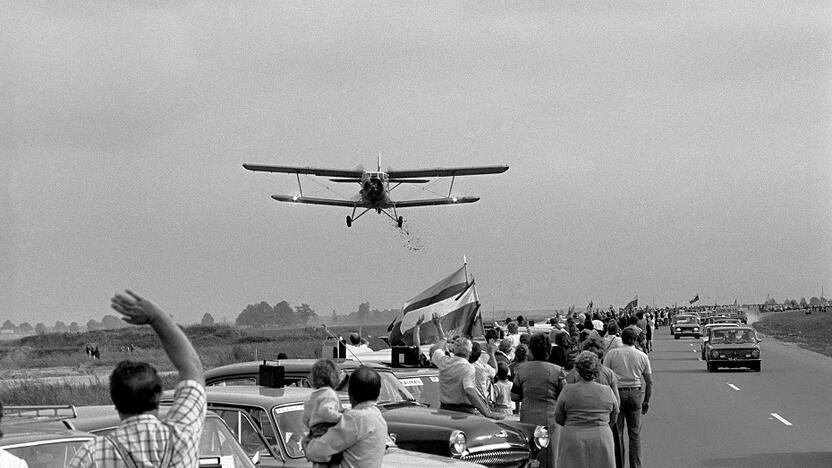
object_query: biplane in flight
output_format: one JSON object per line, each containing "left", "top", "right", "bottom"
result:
{"left": 243, "top": 158, "right": 508, "bottom": 227}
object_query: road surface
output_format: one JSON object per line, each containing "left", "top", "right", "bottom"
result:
{"left": 644, "top": 320, "right": 832, "bottom": 467}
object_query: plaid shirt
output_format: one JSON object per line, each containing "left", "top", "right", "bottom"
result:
{"left": 69, "top": 380, "right": 206, "bottom": 468}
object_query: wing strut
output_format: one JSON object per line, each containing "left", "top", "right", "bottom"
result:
{"left": 448, "top": 175, "right": 456, "bottom": 198}
{"left": 296, "top": 173, "right": 303, "bottom": 196}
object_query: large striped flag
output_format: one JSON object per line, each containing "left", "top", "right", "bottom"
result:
{"left": 387, "top": 265, "right": 481, "bottom": 346}
{"left": 625, "top": 295, "right": 638, "bottom": 311}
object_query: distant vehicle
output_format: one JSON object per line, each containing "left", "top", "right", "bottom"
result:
{"left": 204, "top": 360, "right": 545, "bottom": 466}
{"left": 704, "top": 326, "right": 761, "bottom": 372}
{"left": 672, "top": 315, "right": 701, "bottom": 339}
{"left": 243, "top": 157, "right": 509, "bottom": 227}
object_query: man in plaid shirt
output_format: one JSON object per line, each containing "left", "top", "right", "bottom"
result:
{"left": 70, "top": 290, "right": 206, "bottom": 468}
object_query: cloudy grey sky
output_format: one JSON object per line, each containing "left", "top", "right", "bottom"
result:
{"left": 2, "top": 2, "right": 830, "bottom": 325}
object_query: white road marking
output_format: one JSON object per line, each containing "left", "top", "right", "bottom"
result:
{"left": 727, "top": 383, "right": 741, "bottom": 391}
{"left": 771, "top": 413, "right": 793, "bottom": 426}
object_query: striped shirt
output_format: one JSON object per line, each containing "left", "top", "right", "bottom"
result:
{"left": 69, "top": 380, "right": 206, "bottom": 468}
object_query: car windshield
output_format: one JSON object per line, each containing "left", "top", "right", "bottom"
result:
{"left": 5, "top": 439, "right": 91, "bottom": 468}
{"left": 711, "top": 330, "right": 755, "bottom": 344}
{"left": 200, "top": 416, "right": 257, "bottom": 468}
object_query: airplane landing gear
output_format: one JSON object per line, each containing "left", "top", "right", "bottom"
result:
{"left": 346, "top": 216, "right": 352, "bottom": 227}
{"left": 397, "top": 216, "right": 403, "bottom": 228}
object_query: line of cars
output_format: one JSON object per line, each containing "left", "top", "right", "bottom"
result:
{"left": 670, "top": 313, "right": 762, "bottom": 372}
{"left": 1, "top": 356, "right": 546, "bottom": 468}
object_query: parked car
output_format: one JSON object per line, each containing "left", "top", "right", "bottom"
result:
{"left": 672, "top": 315, "right": 701, "bottom": 339}
{"left": 704, "top": 326, "right": 761, "bottom": 372}
{"left": 205, "top": 360, "right": 546, "bottom": 467}
{"left": 1, "top": 405, "right": 95, "bottom": 468}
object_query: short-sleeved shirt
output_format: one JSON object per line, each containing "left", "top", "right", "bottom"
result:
{"left": 431, "top": 350, "right": 477, "bottom": 406}
{"left": 304, "top": 401, "right": 390, "bottom": 468}
{"left": 69, "top": 379, "right": 207, "bottom": 468}
{"left": 603, "top": 345, "right": 652, "bottom": 388}
{"left": 472, "top": 357, "right": 496, "bottom": 401}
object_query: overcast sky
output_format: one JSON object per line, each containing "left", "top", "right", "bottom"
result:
{"left": 2, "top": 2, "right": 830, "bottom": 326}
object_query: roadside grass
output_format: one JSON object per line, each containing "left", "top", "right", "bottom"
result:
{"left": 752, "top": 309, "right": 832, "bottom": 358}
{"left": 0, "top": 323, "right": 390, "bottom": 405}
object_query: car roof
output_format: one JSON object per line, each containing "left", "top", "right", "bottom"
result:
{"left": 205, "top": 359, "right": 393, "bottom": 381}
{"left": 0, "top": 428, "right": 94, "bottom": 447}
{"left": 165, "top": 384, "right": 325, "bottom": 409}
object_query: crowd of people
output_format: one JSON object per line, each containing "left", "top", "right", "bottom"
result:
{"left": 422, "top": 311, "right": 654, "bottom": 468}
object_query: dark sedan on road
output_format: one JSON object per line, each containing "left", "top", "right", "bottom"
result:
{"left": 205, "top": 360, "right": 546, "bottom": 467}
{"left": 672, "top": 314, "right": 701, "bottom": 339}
{"left": 704, "top": 326, "right": 761, "bottom": 372}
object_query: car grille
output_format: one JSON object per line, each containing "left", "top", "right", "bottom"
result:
{"left": 461, "top": 448, "right": 531, "bottom": 465}
{"left": 718, "top": 349, "right": 754, "bottom": 359}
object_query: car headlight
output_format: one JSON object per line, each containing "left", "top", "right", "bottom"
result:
{"left": 533, "top": 425, "right": 549, "bottom": 449}
{"left": 676, "top": 327, "right": 681, "bottom": 332}
{"left": 693, "top": 327, "right": 699, "bottom": 331}
{"left": 711, "top": 350, "right": 719, "bottom": 359}
{"left": 751, "top": 349, "right": 760, "bottom": 358}
{"left": 449, "top": 430, "right": 467, "bottom": 457}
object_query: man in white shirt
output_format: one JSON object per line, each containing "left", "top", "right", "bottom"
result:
{"left": 345, "top": 333, "right": 373, "bottom": 357}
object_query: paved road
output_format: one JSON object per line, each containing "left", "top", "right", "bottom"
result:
{"left": 643, "top": 322, "right": 832, "bottom": 467}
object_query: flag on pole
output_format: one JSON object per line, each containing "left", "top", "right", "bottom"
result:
{"left": 387, "top": 265, "right": 481, "bottom": 346}
{"left": 689, "top": 294, "right": 700, "bottom": 304}
{"left": 625, "top": 295, "right": 638, "bottom": 311}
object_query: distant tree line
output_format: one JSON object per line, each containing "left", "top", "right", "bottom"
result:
{"left": 0, "top": 315, "right": 129, "bottom": 335}
{"left": 763, "top": 296, "right": 828, "bottom": 308}
{"left": 234, "top": 300, "right": 400, "bottom": 328}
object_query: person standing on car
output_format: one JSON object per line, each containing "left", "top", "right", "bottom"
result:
{"left": 304, "top": 366, "right": 390, "bottom": 468}
{"left": 603, "top": 327, "right": 653, "bottom": 468}
{"left": 69, "top": 290, "right": 206, "bottom": 468}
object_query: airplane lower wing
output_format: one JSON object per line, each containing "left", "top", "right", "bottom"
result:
{"left": 387, "top": 165, "right": 508, "bottom": 179}
{"left": 271, "top": 195, "right": 358, "bottom": 207}
{"left": 244, "top": 164, "right": 363, "bottom": 179}
{"left": 394, "top": 196, "right": 480, "bottom": 207}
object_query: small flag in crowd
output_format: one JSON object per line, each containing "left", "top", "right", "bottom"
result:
{"left": 625, "top": 295, "right": 638, "bottom": 310}
{"left": 689, "top": 294, "right": 700, "bottom": 304}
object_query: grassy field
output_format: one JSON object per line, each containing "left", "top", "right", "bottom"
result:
{"left": 752, "top": 309, "right": 832, "bottom": 358}
{"left": 0, "top": 323, "right": 390, "bottom": 405}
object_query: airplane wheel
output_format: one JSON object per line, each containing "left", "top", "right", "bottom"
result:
{"left": 346, "top": 216, "right": 352, "bottom": 227}
{"left": 397, "top": 216, "right": 403, "bottom": 228}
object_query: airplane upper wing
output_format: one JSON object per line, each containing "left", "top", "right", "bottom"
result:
{"left": 271, "top": 195, "right": 361, "bottom": 207}
{"left": 386, "top": 165, "right": 508, "bottom": 179}
{"left": 244, "top": 163, "right": 364, "bottom": 179}
{"left": 394, "top": 196, "right": 480, "bottom": 208}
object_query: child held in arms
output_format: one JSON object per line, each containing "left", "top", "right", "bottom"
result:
{"left": 302, "top": 359, "right": 344, "bottom": 468}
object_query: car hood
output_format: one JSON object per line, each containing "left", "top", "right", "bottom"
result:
{"left": 709, "top": 343, "right": 759, "bottom": 350}
{"left": 380, "top": 403, "right": 528, "bottom": 449}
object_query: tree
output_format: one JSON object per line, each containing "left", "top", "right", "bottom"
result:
{"left": 101, "top": 315, "right": 124, "bottom": 329}
{"left": 201, "top": 313, "right": 215, "bottom": 326}
{"left": 236, "top": 302, "right": 273, "bottom": 328}
{"left": 19, "top": 322, "right": 33, "bottom": 334}
{"left": 86, "top": 319, "right": 101, "bottom": 331}
{"left": 357, "top": 302, "right": 370, "bottom": 324}
{"left": 69, "top": 322, "right": 80, "bottom": 333}
{"left": 295, "top": 304, "right": 317, "bottom": 325}
{"left": 35, "top": 323, "right": 47, "bottom": 335}
{"left": 809, "top": 297, "right": 821, "bottom": 306}
{"left": 1, "top": 320, "right": 15, "bottom": 332}
{"left": 799, "top": 297, "right": 808, "bottom": 308}
{"left": 273, "top": 301, "right": 297, "bottom": 326}
{"left": 54, "top": 321, "right": 68, "bottom": 333}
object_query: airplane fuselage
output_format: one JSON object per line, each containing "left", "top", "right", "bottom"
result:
{"left": 360, "top": 171, "right": 390, "bottom": 208}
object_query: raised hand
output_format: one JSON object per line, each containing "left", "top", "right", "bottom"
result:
{"left": 111, "top": 290, "right": 164, "bottom": 326}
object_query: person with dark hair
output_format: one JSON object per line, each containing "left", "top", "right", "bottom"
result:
{"left": 0, "top": 402, "right": 29, "bottom": 467}
{"left": 304, "top": 366, "right": 390, "bottom": 467}
{"left": 511, "top": 332, "right": 566, "bottom": 468}
{"left": 70, "top": 290, "right": 205, "bottom": 468}
{"left": 555, "top": 352, "right": 619, "bottom": 468}
{"left": 345, "top": 333, "right": 372, "bottom": 356}
{"left": 303, "top": 359, "right": 344, "bottom": 468}
{"left": 492, "top": 362, "right": 513, "bottom": 417}
{"left": 603, "top": 328, "right": 653, "bottom": 468}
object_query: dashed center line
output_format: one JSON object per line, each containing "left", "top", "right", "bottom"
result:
{"left": 771, "top": 413, "right": 793, "bottom": 426}
{"left": 727, "top": 383, "right": 741, "bottom": 391}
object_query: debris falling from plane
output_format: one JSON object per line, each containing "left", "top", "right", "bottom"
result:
{"left": 390, "top": 220, "right": 424, "bottom": 251}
